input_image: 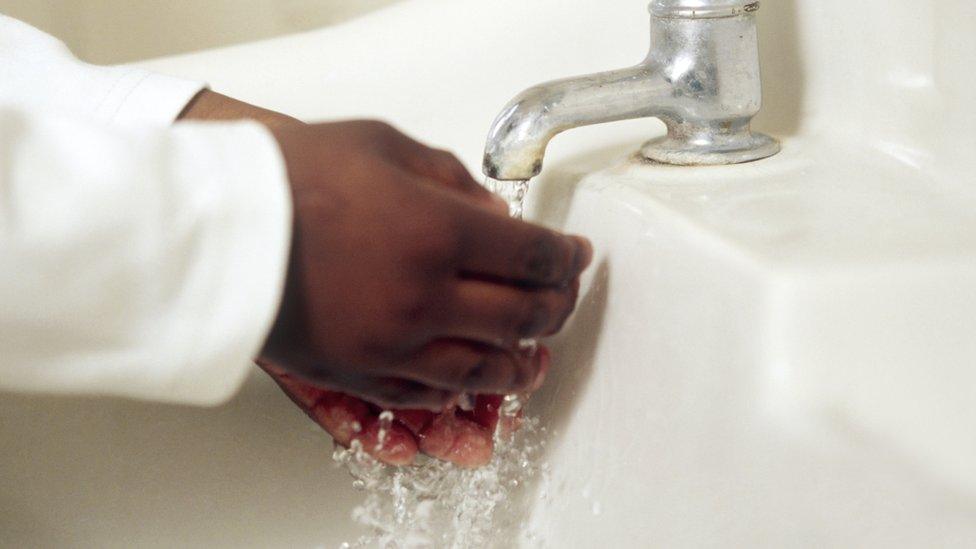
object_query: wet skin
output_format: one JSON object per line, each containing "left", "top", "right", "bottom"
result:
{"left": 180, "top": 91, "right": 590, "bottom": 467}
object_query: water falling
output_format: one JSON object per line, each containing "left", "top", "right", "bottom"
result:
{"left": 331, "top": 176, "right": 549, "bottom": 548}
{"left": 484, "top": 177, "right": 537, "bottom": 424}
{"left": 484, "top": 177, "right": 530, "bottom": 220}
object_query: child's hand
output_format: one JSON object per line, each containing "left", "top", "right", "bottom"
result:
{"left": 259, "top": 356, "right": 546, "bottom": 468}
{"left": 259, "top": 121, "right": 592, "bottom": 411}
{"left": 181, "top": 95, "right": 590, "bottom": 466}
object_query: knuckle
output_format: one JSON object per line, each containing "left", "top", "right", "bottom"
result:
{"left": 414, "top": 148, "right": 472, "bottom": 188}
{"left": 358, "top": 120, "right": 402, "bottom": 148}
{"left": 465, "top": 352, "right": 524, "bottom": 392}
{"left": 518, "top": 234, "right": 570, "bottom": 285}
{"left": 435, "top": 149, "right": 467, "bottom": 175}
{"left": 521, "top": 236, "right": 556, "bottom": 281}
{"left": 360, "top": 119, "right": 396, "bottom": 134}
{"left": 460, "top": 358, "right": 493, "bottom": 390}
{"left": 434, "top": 155, "right": 463, "bottom": 180}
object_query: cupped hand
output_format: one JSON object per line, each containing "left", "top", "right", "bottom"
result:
{"left": 259, "top": 352, "right": 545, "bottom": 468}
{"left": 260, "top": 120, "right": 591, "bottom": 409}
{"left": 179, "top": 93, "right": 591, "bottom": 467}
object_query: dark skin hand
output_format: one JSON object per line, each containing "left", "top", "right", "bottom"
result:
{"left": 179, "top": 90, "right": 591, "bottom": 467}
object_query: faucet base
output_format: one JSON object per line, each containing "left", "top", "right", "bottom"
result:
{"left": 641, "top": 130, "right": 780, "bottom": 166}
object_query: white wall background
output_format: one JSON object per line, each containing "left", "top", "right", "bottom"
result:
{"left": 0, "top": 0, "right": 402, "bottom": 63}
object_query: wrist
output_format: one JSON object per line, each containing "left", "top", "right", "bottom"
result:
{"left": 259, "top": 128, "right": 306, "bottom": 366}
{"left": 178, "top": 89, "right": 302, "bottom": 130}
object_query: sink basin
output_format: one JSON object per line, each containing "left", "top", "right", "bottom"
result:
{"left": 523, "top": 134, "right": 976, "bottom": 547}
{"left": 520, "top": 1, "right": 976, "bottom": 544}
{"left": 3, "top": 0, "right": 976, "bottom": 546}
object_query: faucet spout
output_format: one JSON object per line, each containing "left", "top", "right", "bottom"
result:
{"left": 483, "top": 0, "right": 779, "bottom": 181}
{"left": 484, "top": 66, "right": 668, "bottom": 181}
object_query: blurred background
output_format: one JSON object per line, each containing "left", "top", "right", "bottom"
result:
{"left": 0, "top": 0, "right": 403, "bottom": 63}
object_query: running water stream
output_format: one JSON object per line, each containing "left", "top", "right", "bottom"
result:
{"left": 485, "top": 178, "right": 529, "bottom": 220}
{"left": 483, "top": 177, "right": 537, "bottom": 426}
{"left": 333, "top": 178, "right": 549, "bottom": 549}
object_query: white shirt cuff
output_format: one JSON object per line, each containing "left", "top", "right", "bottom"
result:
{"left": 162, "top": 121, "right": 293, "bottom": 405}
{"left": 102, "top": 69, "right": 207, "bottom": 127}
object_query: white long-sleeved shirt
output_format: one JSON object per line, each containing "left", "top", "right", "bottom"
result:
{"left": 0, "top": 16, "right": 292, "bottom": 405}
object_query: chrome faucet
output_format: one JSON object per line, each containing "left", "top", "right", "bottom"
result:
{"left": 483, "top": 0, "right": 780, "bottom": 181}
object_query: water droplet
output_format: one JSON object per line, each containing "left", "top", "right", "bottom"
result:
{"left": 334, "top": 412, "right": 550, "bottom": 547}
{"left": 501, "top": 394, "right": 523, "bottom": 418}
{"left": 375, "top": 410, "right": 395, "bottom": 451}
{"left": 457, "top": 392, "right": 476, "bottom": 411}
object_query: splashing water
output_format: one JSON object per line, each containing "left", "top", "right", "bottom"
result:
{"left": 333, "top": 177, "right": 547, "bottom": 548}
{"left": 333, "top": 414, "right": 550, "bottom": 548}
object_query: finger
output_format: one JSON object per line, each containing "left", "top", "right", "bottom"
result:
{"left": 353, "top": 414, "right": 419, "bottom": 466}
{"left": 469, "top": 346, "right": 549, "bottom": 435}
{"left": 470, "top": 394, "right": 526, "bottom": 437}
{"left": 259, "top": 361, "right": 420, "bottom": 465}
{"left": 418, "top": 410, "right": 494, "bottom": 468}
{"left": 471, "top": 394, "right": 503, "bottom": 433}
{"left": 445, "top": 280, "right": 580, "bottom": 344}
{"left": 392, "top": 409, "right": 436, "bottom": 435}
{"left": 309, "top": 390, "right": 373, "bottom": 445}
{"left": 396, "top": 340, "right": 548, "bottom": 394}
{"left": 341, "top": 375, "right": 457, "bottom": 412}
{"left": 310, "top": 394, "right": 419, "bottom": 466}
{"left": 457, "top": 210, "right": 594, "bottom": 288}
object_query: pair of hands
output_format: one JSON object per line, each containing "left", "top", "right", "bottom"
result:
{"left": 180, "top": 91, "right": 591, "bottom": 468}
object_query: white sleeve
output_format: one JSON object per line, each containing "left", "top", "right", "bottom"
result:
{"left": 0, "top": 14, "right": 291, "bottom": 405}
{"left": 0, "top": 14, "right": 205, "bottom": 126}
{"left": 0, "top": 109, "right": 293, "bottom": 406}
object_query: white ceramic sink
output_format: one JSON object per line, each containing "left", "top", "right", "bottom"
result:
{"left": 0, "top": 0, "right": 403, "bottom": 63}
{"left": 4, "top": 0, "right": 976, "bottom": 546}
